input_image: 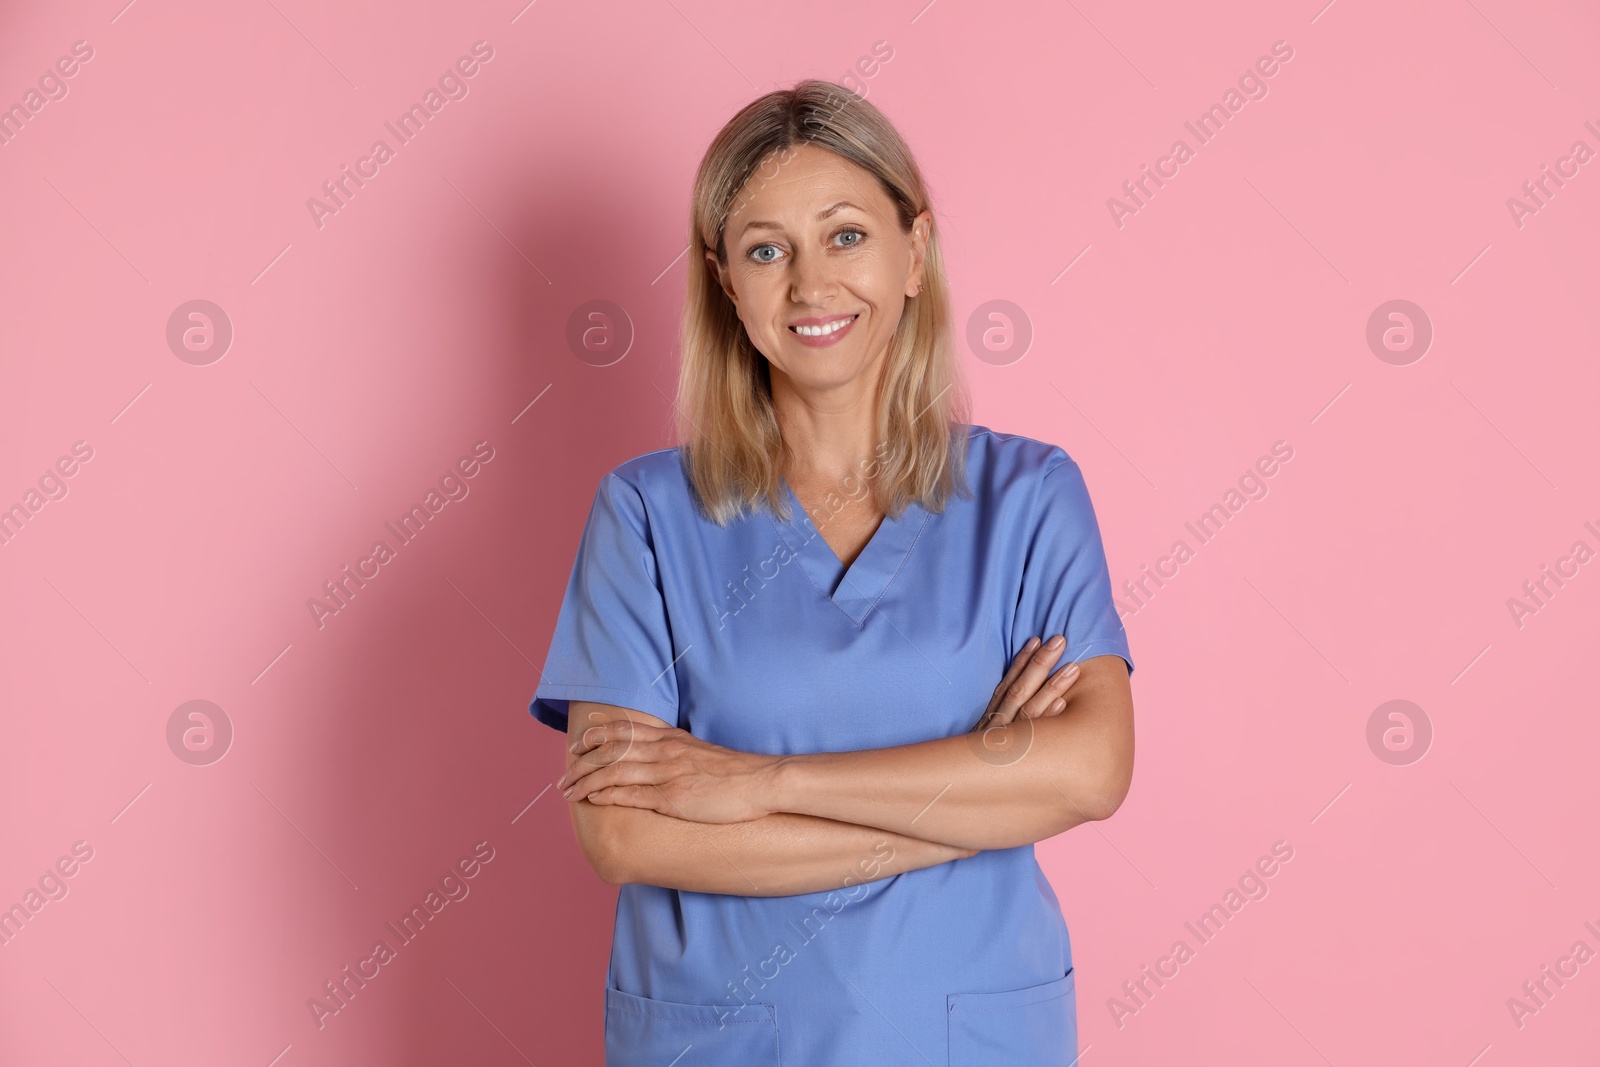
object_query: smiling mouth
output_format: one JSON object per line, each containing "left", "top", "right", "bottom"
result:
{"left": 789, "top": 314, "right": 859, "bottom": 337}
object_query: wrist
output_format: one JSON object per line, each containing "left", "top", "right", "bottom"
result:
{"left": 765, "top": 752, "right": 816, "bottom": 817}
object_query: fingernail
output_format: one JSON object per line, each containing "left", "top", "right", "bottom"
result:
{"left": 1063, "top": 661, "right": 1080, "bottom": 676}
{"left": 562, "top": 787, "right": 573, "bottom": 798}
{"left": 1048, "top": 635, "right": 1065, "bottom": 650}
{"left": 1025, "top": 637, "right": 1040, "bottom": 651}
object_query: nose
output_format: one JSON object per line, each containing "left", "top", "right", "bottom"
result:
{"left": 787, "top": 245, "right": 836, "bottom": 308}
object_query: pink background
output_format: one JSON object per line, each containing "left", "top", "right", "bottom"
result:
{"left": 3, "top": 0, "right": 1597, "bottom": 1063}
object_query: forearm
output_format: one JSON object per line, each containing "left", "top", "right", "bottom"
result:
{"left": 577, "top": 802, "right": 972, "bottom": 897}
{"left": 771, "top": 694, "right": 1131, "bottom": 851}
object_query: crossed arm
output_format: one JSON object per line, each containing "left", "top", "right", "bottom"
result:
{"left": 556, "top": 650, "right": 1134, "bottom": 897}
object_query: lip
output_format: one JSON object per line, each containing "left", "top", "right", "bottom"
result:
{"left": 789, "top": 313, "right": 857, "bottom": 327}
{"left": 787, "top": 312, "right": 860, "bottom": 348}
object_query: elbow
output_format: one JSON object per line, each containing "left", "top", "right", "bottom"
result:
{"left": 1056, "top": 753, "right": 1133, "bottom": 827}
{"left": 590, "top": 843, "right": 627, "bottom": 886}
{"left": 1081, "top": 761, "right": 1133, "bottom": 822}
{"left": 573, "top": 804, "right": 632, "bottom": 885}
{"left": 1078, "top": 790, "right": 1123, "bottom": 824}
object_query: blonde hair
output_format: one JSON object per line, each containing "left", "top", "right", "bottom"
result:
{"left": 674, "top": 78, "right": 971, "bottom": 526}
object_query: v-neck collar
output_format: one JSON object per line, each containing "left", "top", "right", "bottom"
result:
{"left": 767, "top": 476, "right": 931, "bottom": 626}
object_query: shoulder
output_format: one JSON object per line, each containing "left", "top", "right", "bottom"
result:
{"left": 604, "top": 445, "right": 688, "bottom": 494}
{"left": 588, "top": 446, "right": 695, "bottom": 530}
{"left": 964, "top": 424, "right": 1079, "bottom": 485}
{"left": 962, "top": 425, "right": 1101, "bottom": 531}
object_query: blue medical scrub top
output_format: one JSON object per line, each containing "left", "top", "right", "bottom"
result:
{"left": 529, "top": 424, "right": 1133, "bottom": 1066}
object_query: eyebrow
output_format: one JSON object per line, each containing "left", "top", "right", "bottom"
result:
{"left": 738, "top": 200, "right": 866, "bottom": 238}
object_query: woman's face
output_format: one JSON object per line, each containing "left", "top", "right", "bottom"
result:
{"left": 708, "top": 143, "right": 930, "bottom": 400}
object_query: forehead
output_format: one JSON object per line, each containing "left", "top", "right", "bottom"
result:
{"left": 725, "top": 144, "right": 893, "bottom": 226}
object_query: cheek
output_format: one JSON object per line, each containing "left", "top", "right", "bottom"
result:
{"left": 757, "top": 281, "right": 809, "bottom": 332}
{"left": 853, "top": 281, "right": 906, "bottom": 321}
{"left": 845, "top": 254, "right": 904, "bottom": 300}
{"left": 731, "top": 289, "right": 788, "bottom": 359}
{"left": 732, "top": 271, "right": 782, "bottom": 320}
{"left": 739, "top": 295, "right": 782, "bottom": 341}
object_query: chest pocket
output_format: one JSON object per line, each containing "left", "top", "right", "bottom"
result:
{"left": 605, "top": 986, "right": 780, "bottom": 1066}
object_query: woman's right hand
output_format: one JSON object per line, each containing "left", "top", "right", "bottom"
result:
{"left": 970, "top": 635, "right": 1082, "bottom": 733}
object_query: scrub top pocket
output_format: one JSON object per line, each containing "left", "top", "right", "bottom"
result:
{"left": 604, "top": 985, "right": 781, "bottom": 1067}
{"left": 946, "top": 968, "right": 1077, "bottom": 1067}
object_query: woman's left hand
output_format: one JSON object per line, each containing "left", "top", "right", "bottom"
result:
{"left": 557, "top": 719, "right": 782, "bottom": 823}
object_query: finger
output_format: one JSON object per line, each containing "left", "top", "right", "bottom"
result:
{"left": 989, "top": 636, "right": 1066, "bottom": 726}
{"left": 1030, "top": 696, "right": 1067, "bottom": 720}
{"left": 565, "top": 758, "right": 656, "bottom": 800}
{"left": 582, "top": 784, "right": 666, "bottom": 813}
{"left": 559, "top": 737, "right": 651, "bottom": 790}
{"left": 981, "top": 637, "right": 1041, "bottom": 723}
{"left": 559, "top": 758, "right": 599, "bottom": 793}
{"left": 1016, "top": 660, "right": 1082, "bottom": 719}
{"left": 570, "top": 717, "right": 664, "bottom": 758}
{"left": 975, "top": 640, "right": 1039, "bottom": 729}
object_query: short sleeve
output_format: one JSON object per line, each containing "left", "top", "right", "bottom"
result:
{"left": 1012, "top": 457, "right": 1134, "bottom": 676}
{"left": 527, "top": 473, "right": 681, "bottom": 733}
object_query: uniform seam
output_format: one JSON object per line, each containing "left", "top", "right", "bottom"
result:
{"left": 852, "top": 507, "right": 933, "bottom": 627}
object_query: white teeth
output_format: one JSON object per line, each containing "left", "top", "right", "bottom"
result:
{"left": 792, "top": 315, "right": 856, "bottom": 337}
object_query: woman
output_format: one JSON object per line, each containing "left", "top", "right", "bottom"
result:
{"left": 530, "top": 79, "right": 1135, "bottom": 1066}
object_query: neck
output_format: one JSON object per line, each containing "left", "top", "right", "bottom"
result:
{"left": 769, "top": 363, "right": 885, "bottom": 484}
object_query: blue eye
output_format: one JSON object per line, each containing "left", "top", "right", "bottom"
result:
{"left": 746, "top": 229, "right": 865, "bottom": 264}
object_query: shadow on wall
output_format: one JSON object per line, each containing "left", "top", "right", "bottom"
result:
{"left": 307, "top": 157, "right": 684, "bottom": 1064}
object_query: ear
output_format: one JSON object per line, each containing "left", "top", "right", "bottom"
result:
{"left": 705, "top": 249, "right": 737, "bottom": 307}
{"left": 905, "top": 209, "right": 932, "bottom": 298}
